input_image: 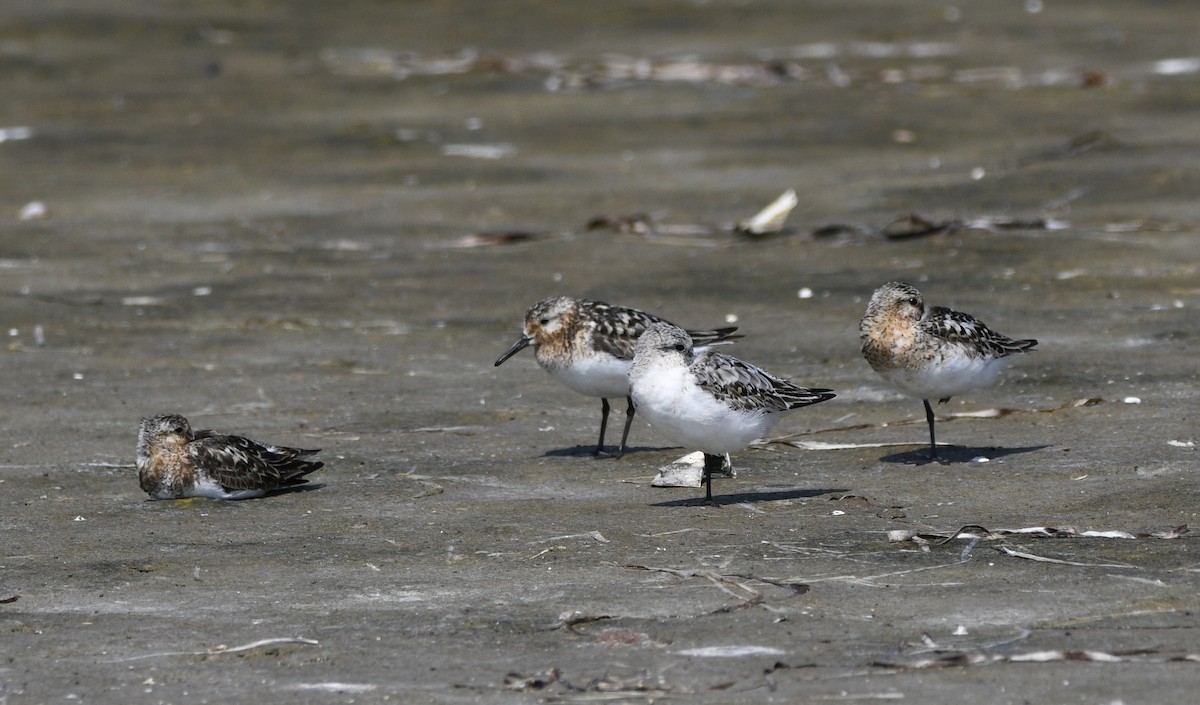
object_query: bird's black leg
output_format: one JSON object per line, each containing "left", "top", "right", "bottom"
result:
{"left": 923, "top": 399, "right": 937, "bottom": 460}
{"left": 702, "top": 453, "right": 724, "bottom": 504}
{"left": 594, "top": 398, "right": 611, "bottom": 457}
{"left": 614, "top": 396, "right": 636, "bottom": 459}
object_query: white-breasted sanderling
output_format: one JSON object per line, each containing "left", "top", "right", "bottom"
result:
{"left": 495, "top": 296, "right": 739, "bottom": 458}
{"left": 628, "top": 321, "right": 835, "bottom": 503}
{"left": 136, "top": 414, "right": 323, "bottom": 500}
{"left": 859, "top": 281, "right": 1038, "bottom": 460}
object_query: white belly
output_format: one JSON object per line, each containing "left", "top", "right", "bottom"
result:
{"left": 548, "top": 352, "right": 631, "bottom": 399}
{"left": 885, "top": 351, "right": 1006, "bottom": 401}
{"left": 631, "top": 364, "right": 778, "bottom": 455}
{"left": 186, "top": 477, "right": 267, "bottom": 500}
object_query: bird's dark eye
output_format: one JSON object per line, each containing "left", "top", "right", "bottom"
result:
{"left": 173, "top": 426, "right": 186, "bottom": 434}
{"left": 539, "top": 318, "right": 550, "bottom": 325}
{"left": 673, "top": 343, "right": 687, "bottom": 353}
{"left": 906, "top": 297, "right": 920, "bottom": 307}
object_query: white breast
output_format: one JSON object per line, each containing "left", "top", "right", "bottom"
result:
{"left": 548, "top": 351, "right": 631, "bottom": 399}
{"left": 631, "top": 362, "right": 778, "bottom": 455}
{"left": 885, "top": 348, "right": 1007, "bottom": 401}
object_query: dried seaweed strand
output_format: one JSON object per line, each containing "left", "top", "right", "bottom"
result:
{"left": 878, "top": 646, "right": 1199, "bottom": 670}
{"left": 623, "top": 564, "right": 760, "bottom": 603}
{"left": 107, "top": 637, "right": 318, "bottom": 662}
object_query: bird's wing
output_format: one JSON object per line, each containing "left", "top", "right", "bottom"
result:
{"left": 188, "top": 434, "right": 321, "bottom": 491}
{"left": 926, "top": 307, "right": 1037, "bottom": 357}
{"left": 582, "top": 301, "right": 664, "bottom": 360}
{"left": 693, "top": 352, "right": 835, "bottom": 413}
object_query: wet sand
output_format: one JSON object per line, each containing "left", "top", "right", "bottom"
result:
{"left": 1, "top": 1, "right": 1198, "bottom": 703}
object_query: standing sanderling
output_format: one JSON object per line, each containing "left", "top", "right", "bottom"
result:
{"left": 859, "top": 281, "right": 1038, "bottom": 461}
{"left": 628, "top": 321, "right": 835, "bottom": 503}
{"left": 136, "top": 414, "right": 324, "bottom": 500}
{"left": 495, "top": 296, "right": 739, "bottom": 458}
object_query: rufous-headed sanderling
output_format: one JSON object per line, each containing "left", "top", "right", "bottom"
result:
{"left": 859, "top": 281, "right": 1038, "bottom": 461}
{"left": 137, "top": 414, "right": 323, "bottom": 499}
{"left": 495, "top": 296, "right": 739, "bottom": 458}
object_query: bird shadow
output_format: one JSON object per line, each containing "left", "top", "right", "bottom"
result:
{"left": 241, "top": 482, "right": 326, "bottom": 500}
{"left": 541, "top": 444, "right": 666, "bottom": 459}
{"left": 879, "top": 445, "right": 1049, "bottom": 465}
{"left": 652, "top": 487, "right": 848, "bottom": 508}
{"left": 269, "top": 481, "right": 325, "bottom": 496}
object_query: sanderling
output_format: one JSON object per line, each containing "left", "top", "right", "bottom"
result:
{"left": 859, "top": 281, "right": 1038, "bottom": 460}
{"left": 136, "top": 414, "right": 324, "bottom": 499}
{"left": 628, "top": 321, "right": 835, "bottom": 503}
{"left": 495, "top": 296, "right": 739, "bottom": 458}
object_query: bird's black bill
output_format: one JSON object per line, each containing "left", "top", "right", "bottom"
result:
{"left": 494, "top": 335, "right": 532, "bottom": 366}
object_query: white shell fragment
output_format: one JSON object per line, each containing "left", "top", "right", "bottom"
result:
{"left": 0, "top": 126, "right": 33, "bottom": 143}
{"left": 121, "top": 296, "right": 164, "bottom": 306}
{"left": 677, "top": 645, "right": 786, "bottom": 657}
{"left": 651, "top": 451, "right": 705, "bottom": 487}
{"left": 735, "top": 189, "right": 798, "bottom": 235}
{"left": 650, "top": 451, "right": 733, "bottom": 487}
{"left": 18, "top": 201, "right": 47, "bottom": 221}
{"left": 440, "top": 143, "right": 515, "bottom": 159}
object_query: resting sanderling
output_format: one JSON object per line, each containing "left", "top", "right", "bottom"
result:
{"left": 859, "top": 281, "right": 1038, "bottom": 460}
{"left": 628, "top": 321, "right": 835, "bottom": 503}
{"left": 136, "top": 414, "right": 324, "bottom": 500}
{"left": 495, "top": 296, "right": 739, "bottom": 458}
